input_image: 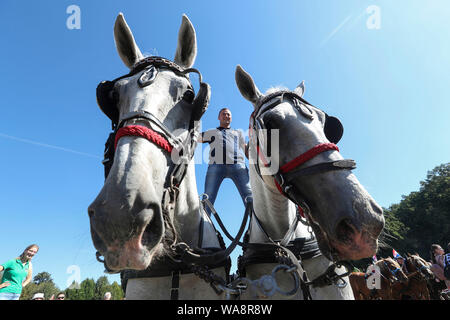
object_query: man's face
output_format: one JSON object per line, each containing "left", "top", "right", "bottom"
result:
{"left": 219, "top": 109, "right": 232, "bottom": 127}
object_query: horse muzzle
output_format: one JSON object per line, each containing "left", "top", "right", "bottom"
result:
{"left": 88, "top": 198, "right": 165, "bottom": 271}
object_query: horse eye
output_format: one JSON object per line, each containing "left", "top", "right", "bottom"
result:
{"left": 182, "top": 89, "right": 195, "bottom": 103}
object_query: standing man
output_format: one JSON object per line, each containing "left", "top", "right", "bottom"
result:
{"left": 199, "top": 108, "right": 252, "bottom": 215}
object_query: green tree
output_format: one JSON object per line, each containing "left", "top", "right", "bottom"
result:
{"left": 110, "top": 281, "right": 124, "bottom": 300}
{"left": 80, "top": 278, "right": 96, "bottom": 300}
{"left": 33, "top": 271, "right": 53, "bottom": 285}
{"left": 64, "top": 277, "right": 124, "bottom": 300}
{"left": 65, "top": 281, "right": 82, "bottom": 300}
{"left": 386, "top": 163, "right": 449, "bottom": 258}
{"left": 20, "top": 271, "right": 60, "bottom": 300}
{"left": 95, "top": 276, "right": 110, "bottom": 300}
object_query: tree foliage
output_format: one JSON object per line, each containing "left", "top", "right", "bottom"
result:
{"left": 20, "top": 271, "right": 60, "bottom": 300}
{"left": 65, "top": 276, "right": 124, "bottom": 300}
{"left": 384, "top": 163, "right": 449, "bottom": 258}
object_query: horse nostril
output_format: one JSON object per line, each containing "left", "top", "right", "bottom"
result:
{"left": 335, "top": 219, "right": 356, "bottom": 243}
{"left": 88, "top": 208, "right": 95, "bottom": 219}
{"left": 370, "top": 200, "right": 383, "bottom": 216}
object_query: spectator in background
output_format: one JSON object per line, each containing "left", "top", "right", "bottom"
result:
{"left": 444, "top": 243, "right": 450, "bottom": 281}
{"left": 0, "top": 244, "right": 39, "bottom": 300}
{"left": 31, "top": 292, "right": 45, "bottom": 300}
{"left": 56, "top": 292, "right": 65, "bottom": 300}
{"left": 103, "top": 291, "right": 112, "bottom": 300}
{"left": 430, "top": 244, "right": 450, "bottom": 289}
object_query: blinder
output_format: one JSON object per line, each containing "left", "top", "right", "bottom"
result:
{"left": 324, "top": 115, "right": 343, "bottom": 144}
{"left": 96, "top": 80, "right": 120, "bottom": 125}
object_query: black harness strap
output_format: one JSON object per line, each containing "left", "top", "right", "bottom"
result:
{"left": 170, "top": 271, "right": 180, "bottom": 300}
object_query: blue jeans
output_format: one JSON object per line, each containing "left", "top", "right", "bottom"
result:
{"left": 0, "top": 292, "right": 21, "bottom": 300}
{"left": 203, "top": 163, "right": 252, "bottom": 215}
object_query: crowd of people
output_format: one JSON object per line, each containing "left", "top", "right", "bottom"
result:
{"left": 28, "top": 291, "right": 112, "bottom": 300}
{"left": 1, "top": 241, "right": 449, "bottom": 300}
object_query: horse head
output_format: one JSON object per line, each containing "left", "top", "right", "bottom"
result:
{"left": 88, "top": 13, "right": 209, "bottom": 272}
{"left": 235, "top": 65, "right": 384, "bottom": 262}
{"left": 379, "top": 257, "right": 408, "bottom": 283}
{"left": 407, "top": 253, "right": 435, "bottom": 280}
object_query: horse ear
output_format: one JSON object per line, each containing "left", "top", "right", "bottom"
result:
{"left": 114, "top": 13, "right": 144, "bottom": 69}
{"left": 294, "top": 81, "right": 305, "bottom": 97}
{"left": 235, "top": 65, "right": 262, "bottom": 105}
{"left": 174, "top": 15, "right": 197, "bottom": 68}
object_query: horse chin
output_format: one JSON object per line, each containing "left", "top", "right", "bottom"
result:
{"left": 104, "top": 240, "right": 160, "bottom": 271}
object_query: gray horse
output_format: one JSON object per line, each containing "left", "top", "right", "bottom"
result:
{"left": 88, "top": 13, "right": 228, "bottom": 299}
{"left": 234, "top": 65, "right": 384, "bottom": 299}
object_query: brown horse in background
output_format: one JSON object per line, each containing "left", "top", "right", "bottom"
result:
{"left": 391, "top": 254, "right": 434, "bottom": 300}
{"left": 350, "top": 258, "right": 408, "bottom": 300}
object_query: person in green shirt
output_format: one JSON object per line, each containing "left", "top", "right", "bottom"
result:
{"left": 0, "top": 244, "right": 39, "bottom": 300}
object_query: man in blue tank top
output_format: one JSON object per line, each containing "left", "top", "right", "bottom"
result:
{"left": 199, "top": 108, "right": 252, "bottom": 215}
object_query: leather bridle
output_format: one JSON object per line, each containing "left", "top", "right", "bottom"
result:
{"left": 96, "top": 57, "right": 250, "bottom": 298}
{"left": 240, "top": 91, "right": 356, "bottom": 295}
{"left": 249, "top": 90, "right": 357, "bottom": 222}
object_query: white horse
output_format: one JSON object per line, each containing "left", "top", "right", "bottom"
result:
{"left": 234, "top": 65, "right": 385, "bottom": 299}
{"left": 88, "top": 13, "right": 229, "bottom": 300}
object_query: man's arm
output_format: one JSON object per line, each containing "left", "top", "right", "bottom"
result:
{"left": 198, "top": 130, "right": 214, "bottom": 144}
{"left": 239, "top": 131, "right": 249, "bottom": 159}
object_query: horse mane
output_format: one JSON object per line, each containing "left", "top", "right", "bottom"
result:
{"left": 382, "top": 256, "right": 401, "bottom": 269}
{"left": 264, "top": 86, "right": 289, "bottom": 95}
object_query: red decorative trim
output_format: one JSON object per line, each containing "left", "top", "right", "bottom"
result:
{"left": 280, "top": 143, "right": 339, "bottom": 174}
{"left": 114, "top": 125, "right": 173, "bottom": 153}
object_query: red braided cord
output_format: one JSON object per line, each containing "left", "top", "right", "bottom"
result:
{"left": 280, "top": 143, "right": 339, "bottom": 174}
{"left": 114, "top": 125, "right": 173, "bottom": 153}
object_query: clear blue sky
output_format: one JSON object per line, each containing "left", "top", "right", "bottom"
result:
{"left": 0, "top": 1, "right": 449, "bottom": 290}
